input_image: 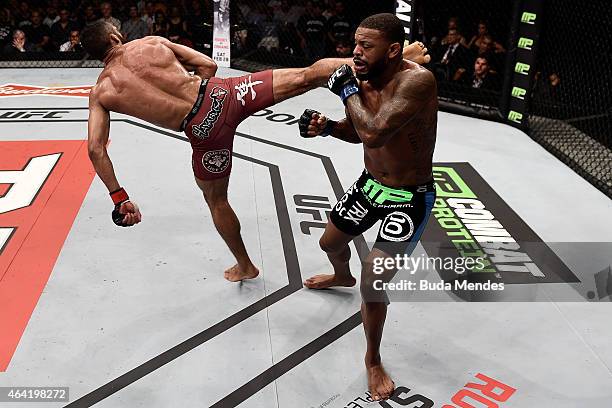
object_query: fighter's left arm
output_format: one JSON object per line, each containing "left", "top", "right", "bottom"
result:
{"left": 345, "top": 69, "right": 435, "bottom": 148}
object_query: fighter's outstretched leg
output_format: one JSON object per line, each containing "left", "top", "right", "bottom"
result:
{"left": 271, "top": 41, "right": 430, "bottom": 104}
{"left": 195, "top": 176, "right": 259, "bottom": 282}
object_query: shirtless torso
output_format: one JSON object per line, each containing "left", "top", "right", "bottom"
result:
{"left": 358, "top": 60, "right": 437, "bottom": 187}
{"left": 89, "top": 36, "right": 212, "bottom": 131}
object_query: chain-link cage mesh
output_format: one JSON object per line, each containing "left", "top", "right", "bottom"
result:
{"left": 528, "top": 0, "right": 612, "bottom": 198}
{"left": 414, "top": 0, "right": 513, "bottom": 116}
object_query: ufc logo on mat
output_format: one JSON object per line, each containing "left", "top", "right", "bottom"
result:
{"left": 0, "top": 140, "right": 95, "bottom": 371}
{"left": 0, "top": 153, "right": 61, "bottom": 252}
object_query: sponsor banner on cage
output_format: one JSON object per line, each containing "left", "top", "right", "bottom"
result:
{"left": 212, "top": 0, "right": 231, "bottom": 67}
{"left": 395, "top": 0, "right": 416, "bottom": 41}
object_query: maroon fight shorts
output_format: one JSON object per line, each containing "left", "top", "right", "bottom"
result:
{"left": 181, "top": 70, "right": 274, "bottom": 180}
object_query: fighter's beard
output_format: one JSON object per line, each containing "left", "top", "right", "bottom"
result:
{"left": 355, "top": 58, "right": 388, "bottom": 81}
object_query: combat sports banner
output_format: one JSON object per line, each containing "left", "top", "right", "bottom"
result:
{"left": 366, "top": 163, "right": 612, "bottom": 303}
{"left": 212, "top": 0, "right": 231, "bottom": 67}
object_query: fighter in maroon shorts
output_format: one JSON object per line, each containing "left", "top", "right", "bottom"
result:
{"left": 81, "top": 20, "right": 429, "bottom": 281}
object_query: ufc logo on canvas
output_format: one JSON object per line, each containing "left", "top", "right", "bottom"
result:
{"left": 0, "top": 153, "right": 60, "bottom": 253}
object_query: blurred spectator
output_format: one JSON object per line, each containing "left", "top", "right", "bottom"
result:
{"left": 533, "top": 71, "right": 562, "bottom": 101}
{"left": 467, "top": 20, "right": 505, "bottom": 53}
{"left": 0, "top": 9, "right": 13, "bottom": 51}
{"left": 25, "top": 10, "right": 52, "bottom": 51}
{"left": 15, "top": 2, "right": 31, "bottom": 28}
{"left": 167, "top": 7, "right": 187, "bottom": 38}
{"left": 297, "top": 0, "right": 327, "bottom": 60}
{"left": 152, "top": 10, "right": 168, "bottom": 37}
{"left": 472, "top": 34, "right": 505, "bottom": 73}
{"left": 51, "top": 9, "right": 76, "bottom": 48}
{"left": 322, "top": 0, "right": 335, "bottom": 20}
{"left": 59, "top": 29, "right": 83, "bottom": 51}
{"left": 44, "top": 3, "right": 60, "bottom": 27}
{"left": 274, "top": 0, "right": 300, "bottom": 26}
{"left": 334, "top": 39, "right": 352, "bottom": 57}
{"left": 83, "top": 5, "right": 99, "bottom": 27}
{"left": 441, "top": 17, "right": 466, "bottom": 47}
{"left": 326, "top": 1, "right": 353, "bottom": 44}
{"left": 122, "top": 5, "right": 148, "bottom": 41}
{"left": 99, "top": 2, "right": 121, "bottom": 31}
{"left": 141, "top": 2, "right": 155, "bottom": 32}
{"left": 433, "top": 28, "right": 470, "bottom": 81}
{"left": 3, "top": 29, "right": 33, "bottom": 53}
{"left": 257, "top": 6, "right": 279, "bottom": 51}
{"left": 245, "top": 3, "right": 267, "bottom": 27}
{"left": 186, "top": 0, "right": 210, "bottom": 51}
{"left": 460, "top": 55, "right": 500, "bottom": 90}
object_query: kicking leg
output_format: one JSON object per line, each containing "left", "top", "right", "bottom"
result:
{"left": 272, "top": 42, "right": 430, "bottom": 104}
{"left": 195, "top": 176, "right": 259, "bottom": 282}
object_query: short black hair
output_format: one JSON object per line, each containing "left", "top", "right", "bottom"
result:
{"left": 358, "top": 13, "right": 405, "bottom": 47}
{"left": 81, "top": 20, "right": 115, "bottom": 61}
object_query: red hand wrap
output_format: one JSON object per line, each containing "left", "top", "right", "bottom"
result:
{"left": 110, "top": 188, "right": 129, "bottom": 205}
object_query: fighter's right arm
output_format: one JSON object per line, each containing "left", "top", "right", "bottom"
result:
{"left": 87, "top": 92, "right": 120, "bottom": 193}
{"left": 88, "top": 89, "right": 142, "bottom": 227}
{"left": 328, "top": 117, "right": 362, "bottom": 144}
{"left": 298, "top": 109, "right": 361, "bottom": 144}
{"left": 160, "top": 37, "right": 217, "bottom": 78}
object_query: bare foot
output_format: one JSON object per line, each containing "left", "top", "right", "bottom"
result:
{"left": 403, "top": 40, "right": 431, "bottom": 65}
{"left": 367, "top": 364, "right": 395, "bottom": 401}
{"left": 303, "top": 274, "right": 356, "bottom": 289}
{"left": 224, "top": 264, "right": 259, "bottom": 282}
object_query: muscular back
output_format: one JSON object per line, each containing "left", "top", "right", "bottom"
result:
{"left": 353, "top": 61, "right": 437, "bottom": 186}
{"left": 91, "top": 36, "right": 205, "bottom": 130}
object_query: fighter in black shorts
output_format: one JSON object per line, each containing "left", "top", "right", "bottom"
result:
{"left": 330, "top": 169, "right": 435, "bottom": 257}
{"left": 299, "top": 14, "right": 438, "bottom": 401}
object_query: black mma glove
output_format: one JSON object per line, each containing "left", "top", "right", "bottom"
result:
{"left": 110, "top": 187, "right": 131, "bottom": 227}
{"left": 327, "top": 64, "right": 359, "bottom": 104}
{"left": 298, "top": 109, "right": 337, "bottom": 138}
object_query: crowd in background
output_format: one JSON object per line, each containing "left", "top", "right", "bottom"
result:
{"left": 0, "top": 0, "right": 514, "bottom": 94}
{"left": 0, "top": 0, "right": 372, "bottom": 59}
{"left": 424, "top": 16, "right": 507, "bottom": 92}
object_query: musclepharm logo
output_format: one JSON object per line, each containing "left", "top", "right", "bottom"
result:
{"left": 521, "top": 12, "right": 537, "bottom": 24}
{"left": 515, "top": 62, "right": 530, "bottom": 75}
{"left": 511, "top": 87, "right": 527, "bottom": 100}
{"left": 433, "top": 167, "right": 476, "bottom": 198}
{"left": 508, "top": 111, "right": 523, "bottom": 123}
{"left": 518, "top": 37, "right": 533, "bottom": 50}
{"left": 362, "top": 178, "right": 413, "bottom": 205}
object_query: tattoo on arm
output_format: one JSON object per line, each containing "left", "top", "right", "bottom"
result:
{"left": 330, "top": 117, "right": 362, "bottom": 144}
{"left": 345, "top": 69, "right": 435, "bottom": 148}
